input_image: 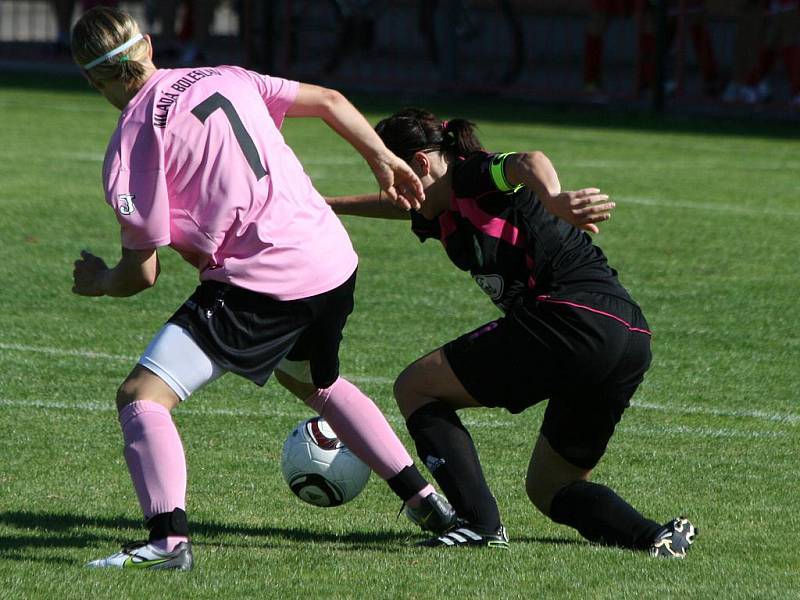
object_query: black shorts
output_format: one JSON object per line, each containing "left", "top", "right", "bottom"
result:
{"left": 443, "top": 292, "right": 652, "bottom": 469}
{"left": 168, "top": 270, "right": 357, "bottom": 388}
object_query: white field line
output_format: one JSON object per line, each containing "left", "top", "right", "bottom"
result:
{"left": 0, "top": 398, "right": 787, "bottom": 439}
{"left": 620, "top": 195, "right": 800, "bottom": 219}
{"left": 1, "top": 341, "right": 797, "bottom": 430}
{"left": 569, "top": 158, "right": 800, "bottom": 172}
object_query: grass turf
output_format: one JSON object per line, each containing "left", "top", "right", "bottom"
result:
{"left": 0, "top": 74, "right": 799, "bottom": 599}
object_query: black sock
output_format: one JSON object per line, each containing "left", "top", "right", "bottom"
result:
{"left": 549, "top": 480, "right": 662, "bottom": 550}
{"left": 405, "top": 401, "right": 501, "bottom": 532}
{"left": 147, "top": 508, "right": 189, "bottom": 542}
{"left": 386, "top": 464, "right": 430, "bottom": 502}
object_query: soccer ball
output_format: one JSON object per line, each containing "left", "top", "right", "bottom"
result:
{"left": 281, "top": 416, "right": 371, "bottom": 507}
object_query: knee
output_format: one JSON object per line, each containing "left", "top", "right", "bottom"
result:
{"left": 275, "top": 368, "right": 317, "bottom": 401}
{"left": 525, "top": 473, "right": 554, "bottom": 517}
{"left": 115, "top": 378, "right": 139, "bottom": 413}
{"left": 393, "top": 366, "right": 421, "bottom": 419}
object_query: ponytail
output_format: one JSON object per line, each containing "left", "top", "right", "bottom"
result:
{"left": 440, "top": 118, "right": 483, "bottom": 158}
{"left": 71, "top": 7, "right": 150, "bottom": 91}
{"left": 375, "top": 108, "right": 483, "bottom": 162}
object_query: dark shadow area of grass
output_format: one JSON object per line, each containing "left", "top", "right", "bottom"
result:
{"left": 3, "top": 71, "right": 798, "bottom": 141}
{"left": 0, "top": 510, "right": 412, "bottom": 558}
{"left": 0, "top": 510, "right": 586, "bottom": 559}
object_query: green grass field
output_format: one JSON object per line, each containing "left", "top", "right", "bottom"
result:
{"left": 1, "top": 74, "right": 798, "bottom": 599}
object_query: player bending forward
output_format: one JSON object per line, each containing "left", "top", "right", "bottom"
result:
{"left": 327, "top": 108, "right": 697, "bottom": 556}
{"left": 69, "top": 8, "right": 455, "bottom": 571}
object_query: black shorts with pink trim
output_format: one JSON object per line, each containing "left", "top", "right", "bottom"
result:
{"left": 442, "top": 292, "right": 651, "bottom": 469}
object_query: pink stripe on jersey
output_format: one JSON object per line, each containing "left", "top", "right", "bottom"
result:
{"left": 536, "top": 295, "right": 652, "bottom": 335}
{"left": 525, "top": 255, "right": 536, "bottom": 289}
{"left": 454, "top": 196, "right": 525, "bottom": 248}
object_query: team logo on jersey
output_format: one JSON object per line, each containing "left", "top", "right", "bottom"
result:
{"left": 117, "top": 194, "right": 136, "bottom": 216}
{"left": 474, "top": 274, "right": 504, "bottom": 301}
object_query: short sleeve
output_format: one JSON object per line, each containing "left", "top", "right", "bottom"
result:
{"left": 103, "top": 127, "right": 171, "bottom": 250}
{"left": 452, "top": 151, "right": 520, "bottom": 198}
{"left": 237, "top": 68, "right": 300, "bottom": 129}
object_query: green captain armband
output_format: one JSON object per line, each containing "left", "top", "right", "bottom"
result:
{"left": 489, "top": 152, "right": 522, "bottom": 193}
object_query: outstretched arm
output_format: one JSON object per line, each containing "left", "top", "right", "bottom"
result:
{"left": 325, "top": 192, "right": 412, "bottom": 220}
{"left": 72, "top": 247, "right": 159, "bottom": 297}
{"left": 503, "top": 151, "right": 615, "bottom": 233}
{"left": 286, "top": 83, "right": 424, "bottom": 212}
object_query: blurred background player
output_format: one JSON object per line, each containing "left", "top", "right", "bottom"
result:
{"left": 69, "top": 6, "right": 454, "bottom": 571}
{"left": 51, "top": 0, "right": 118, "bottom": 53}
{"left": 326, "top": 108, "right": 697, "bottom": 557}
{"left": 584, "top": 0, "right": 720, "bottom": 99}
{"left": 150, "top": 0, "right": 220, "bottom": 65}
{"left": 742, "top": 0, "right": 800, "bottom": 105}
{"left": 667, "top": 0, "right": 721, "bottom": 97}
{"left": 722, "top": 0, "right": 765, "bottom": 103}
{"left": 583, "top": 0, "right": 654, "bottom": 99}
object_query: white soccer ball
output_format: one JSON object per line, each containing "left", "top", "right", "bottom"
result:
{"left": 281, "top": 416, "right": 371, "bottom": 507}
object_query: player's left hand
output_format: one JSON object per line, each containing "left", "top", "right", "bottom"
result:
{"left": 72, "top": 250, "right": 109, "bottom": 296}
{"left": 543, "top": 188, "right": 615, "bottom": 234}
{"left": 369, "top": 153, "right": 425, "bottom": 212}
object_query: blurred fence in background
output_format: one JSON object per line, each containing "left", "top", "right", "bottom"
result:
{"left": 1, "top": 1, "right": 798, "bottom": 114}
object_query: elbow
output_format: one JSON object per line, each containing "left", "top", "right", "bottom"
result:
{"left": 141, "top": 270, "right": 158, "bottom": 290}
{"left": 125, "top": 264, "right": 159, "bottom": 295}
{"left": 142, "top": 260, "right": 160, "bottom": 289}
{"left": 318, "top": 87, "right": 347, "bottom": 118}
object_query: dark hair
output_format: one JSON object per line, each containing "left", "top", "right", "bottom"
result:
{"left": 375, "top": 107, "right": 483, "bottom": 162}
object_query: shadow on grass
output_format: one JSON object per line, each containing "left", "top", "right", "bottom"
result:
{"left": 0, "top": 510, "right": 585, "bottom": 560}
{"left": 0, "top": 510, "right": 415, "bottom": 560}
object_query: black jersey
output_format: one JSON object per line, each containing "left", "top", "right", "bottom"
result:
{"left": 410, "top": 151, "right": 632, "bottom": 313}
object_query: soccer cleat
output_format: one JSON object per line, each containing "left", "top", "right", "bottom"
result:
{"left": 419, "top": 522, "right": 509, "bottom": 549}
{"left": 85, "top": 540, "right": 194, "bottom": 570}
{"left": 649, "top": 517, "right": 697, "bottom": 558}
{"left": 404, "top": 492, "right": 457, "bottom": 535}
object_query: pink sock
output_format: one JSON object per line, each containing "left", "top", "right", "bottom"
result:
{"left": 305, "top": 378, "right": 416, "bottom": 481}
{"left": 406, "top": 485, "right": 436, "bottom": 509}
{"left": 119, "top": 400, "right": 189, "bottom": 551}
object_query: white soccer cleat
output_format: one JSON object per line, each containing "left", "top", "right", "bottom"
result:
{"left": 86, "top": 541, "right": 193, "bottom": 570}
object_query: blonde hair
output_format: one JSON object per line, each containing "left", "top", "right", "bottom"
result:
{"left": 71, "top": 7, "right": 151, "bottom": 89}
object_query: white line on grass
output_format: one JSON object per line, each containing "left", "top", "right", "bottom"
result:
{"left": 2, "top": 342, "right": 798, "bottom": 427}
{"left": 633, "top": 400, "right": 800, "bottom": 425}
{"left": 621, "top": 196, "right": 800, "bottom": 219}
{"left": 0, "top": 398, "right": 787, "bottom": 439}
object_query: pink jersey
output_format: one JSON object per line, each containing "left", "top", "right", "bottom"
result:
{"left": 102, "top": 66, "right": 358, "bottom": 300}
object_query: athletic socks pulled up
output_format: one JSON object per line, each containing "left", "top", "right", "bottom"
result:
{"left": 305, "top": 377, "right": 434, "bottom": 505}
{"left": 405, "top": 401, "right": 501, "bottom": 533}
{"left": 549, "top": 480, "right": 662, "bottom": 550}
{"left": 119, "top": 400, "right": 189, "bottom": 551}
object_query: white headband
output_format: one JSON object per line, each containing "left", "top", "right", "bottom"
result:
{"left": 82, "top": 33, "right": 144, "bottom": 70}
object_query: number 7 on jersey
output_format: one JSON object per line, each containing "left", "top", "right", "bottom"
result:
{"left": 191, "top": 92, "right": 268, "bottom": 181}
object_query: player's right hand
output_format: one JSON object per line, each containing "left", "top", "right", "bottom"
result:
{"left": 369, "top": 153, "right": 425, "bottom": 212}
{"left": 72, "top": 250, "right": 109, "bottom": 296}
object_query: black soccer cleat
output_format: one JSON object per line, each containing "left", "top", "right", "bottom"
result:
{"left": 649, "top": 517, "right": 697, "bottom": 558}
{"left": 418, "top": 522, "right": 509, "bottom": 549}
{"left": 404, "top": 492, "right": 458, "bottom": 535}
